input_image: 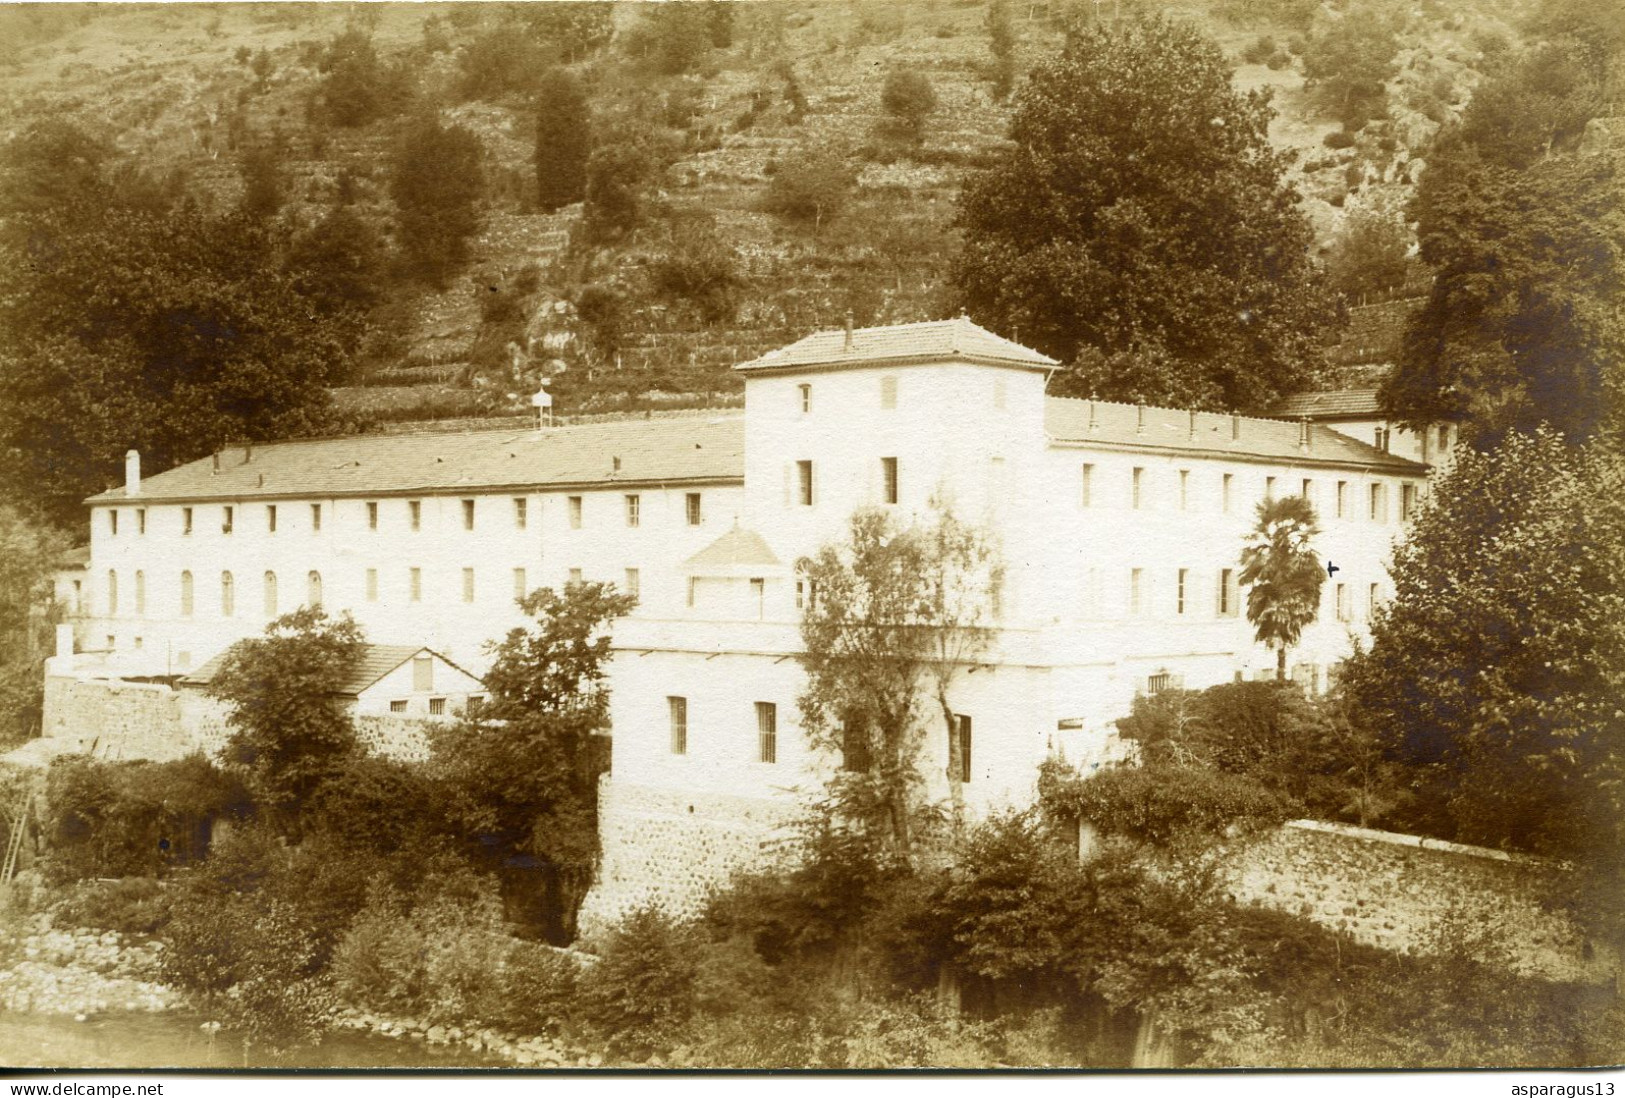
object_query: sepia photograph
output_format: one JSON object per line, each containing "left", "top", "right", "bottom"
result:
{"left": 0, "top": 0, "right": 1620, "bottom": 1078}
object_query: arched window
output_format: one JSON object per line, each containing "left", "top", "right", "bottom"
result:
{"left": 134, "top": 571, "right": 146, "bottom": 616}
{"left": 221, "top": 572, "right": 235, "bottom": 617}
{"left": 180, "top": 571, "right": 194, "bottom": 618}
{"left": 107, "top": 570, "right": 118, "bottom": 616}
{"left": 264, "top": 571, "right": 278, "bottom": 617}
{"left": 307, "top": 570, "right": 323, "bottom": 608}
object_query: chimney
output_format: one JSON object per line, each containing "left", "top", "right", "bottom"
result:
{"left": 1087, "top": 400, "right": 1099, "bottom": 433}
{"left": 212, "top": 452, "right": 221, "bottom": 475}
{"left": 1136, "top": 404, "right": 1146, "bottom": 435}
{"left": 1189, "top": 409, "right": 1198, "bottom": 440}
{"left": 244, "top": 442, "right": 253, "bottom": 464}
{"left": 1231, "top": 414, "right": 1241, "bottom": 441}
{"left": 612, "top": 455, "right": 622, "bottom": 474}
{"left": 125, "top": 450, "right": 141, "bottom": 496}
{"left": 1298, "top": 418, "right": 1311, "bottom": 453}
{"left": 843, "top": 311, "right": 854, "bottom": 352}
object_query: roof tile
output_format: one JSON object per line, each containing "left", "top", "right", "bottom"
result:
{"left": 736, "top": 317, "right": 1058, "bottom": 372}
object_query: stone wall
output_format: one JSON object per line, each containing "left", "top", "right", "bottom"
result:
{"left": 1224, "top": 820, "right": 1615, "bottom": 985}
{"left": 577, "top": 778, "right": 801, "bottom": 942}
{"left": 39, "top": 674, "right": 438, "bottom": 766}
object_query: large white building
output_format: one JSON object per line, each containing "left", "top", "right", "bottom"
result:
{"left": 65, "top": 319, "right": 1432, "bottom": 919}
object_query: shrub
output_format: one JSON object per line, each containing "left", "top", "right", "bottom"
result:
{"left": 878, "top": 69, "right": 938, "bottom": 141}
{"left": 50, "top": 877, "right": 172, "bottom": 936}
{"left": 647, "top": 215, "right": 746, "bottom": 326}
{"left": 1039, "top": 759, "right": 1299, "bottom": 846}
{"left": 575, "top": 904, "right": 701, "bottom": 1058}
{"left": 1323, "top": 129, "right": 1356, "bottom": 149}
{"left": 762, "top": 146, "right": 857, "bottom": 234}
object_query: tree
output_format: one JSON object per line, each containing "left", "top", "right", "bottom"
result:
{"left": 581, "top": 141, "right": 652, "bottom": 243}
{"left": 764, "top": 146, "right": 857, "bottom": 236}
{"left": 316, "top": 27, "right": 400, "bottom": 128}
{"left": 390, "top": 114, "right": 484, "bottom": 286}
{"left": 433, "top": 581, "right": 635, "bottom": 941}
{"left": 879, "top": 69, "right": 938, "bottom": 142}
{"left": 284, "top": 204, "right": 387, "bottom": 316}
{"left": 535, "top": 67, "right": 592, "bottom": 212}
{"left": 952, "top": 16, "right": 1337, "bottom": 413}
{"left": 238, "top": 140, "right": 284, "bottom": 220}
{"left": 1300, "top": 17, "right": 1398, "bottom": 127}
{"left": 1382, "top": 20, "right": 1625, "bottom": 446}
{"left": 0, "top": 199, "right": 353, "bottom": 528}
{"left": 985, "top": 0, "right": 1018, "bottom": 101}
{"left": 0, "top": 505, "right": 66, "bottom": 746}
{"left": 1237, "top": 494, "right": 1324, "bottom": 682}
{"left": 797, "top": 503, "right": 1002, "bottom": 860}
{"left": 1342, "top": 431, "right": 1625, "bottom": 866}
{"left": 207, "top": 608, "right": 366, "bottom": 834}
{"left": 623, "top": 3, "right": 715, "bottom": 75}
{"left": 1328, "top": 189, "right": 1412, "bottom": 300}
{"left": 648, "top": 213, "right": 747, "bottom": 326}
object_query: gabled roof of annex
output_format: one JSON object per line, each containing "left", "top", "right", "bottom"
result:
{"left": 1045, "top": 398, "right": 1427, "bottom": 473}
{"left": 86, "top": 415, "right": 746, "bottom": 505}
{"left": 180, "top": 643, "right": 483, "bottom": 697}
{"left": 684, "top": 526, "right": 784, "bottom": 575}
{"left": 1271, "top": 389, "right": 1385, "bottom": 420}
{"left": 735, "top": 317, "right": 1058, "bottom": 374}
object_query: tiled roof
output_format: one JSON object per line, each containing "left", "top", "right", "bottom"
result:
{"left": 181, "top": 644, "right": 483, "bottom": 697}
{"left": 684, "top": 527, "right": 784, "bottom": 574}
{"left": 1045, "top": 398, "right": 1426, "bottom": 472}
{"left": 88, "top": 416, "right": 745, "bottom": 504}
{"left": 55, "top": 546, "right": 91, "bottom": 569}
{"left": 1271, "top": 389, "right": 1384, "bottom": 419}
{"left": 736, "top": 317, "right": 1058, "bottom": 372}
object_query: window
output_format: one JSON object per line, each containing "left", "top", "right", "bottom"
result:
{"left": 513, "top": 497, "right": 527, "bottom": 529}
{"left": 1176, "top": 568, "right": 1189, "bottom": 615}
{"left": 109, "top": 511, "right": 118, "bottom": 537}
{"left": 1179, "top": 469, "right": 1190, "bottom": 511}
{"left": 797, "top": 461, "right": 814, "bottom": 506}
{"left": 462, "top": 499, "right": 475, "bottom": 530}
{"left": 1336, "top": 583, "right": 1351, "bottom": 622}
{"left": 462, "top": 567, "right": 475, "bottom": 603}
{"left": 72, "top": 580, "right": 83, "bottom": 615}
{"left": 311, "top": 503, "right": 322, "bottom": 532}
{"left": 798, "top": 383, "right": 811, "bottom": 414}
{"left": 951, "top": 714, "right": 972, "bottom": 784}
{"left": 413, "top": 656, "right": 433, "bottom": 692}
{"left": 625, "top": 494, "right": 640, "bottom": 527}
{"left": 106, "top": 635, "right": 115, "bottom": 652}
{"left": 1401, "top": 483, "right": 1417, "bottom": 521}
{"left": 108, "top": 571, "right": 119, "bottom": 616}
{"left": 625, "top": 568, "right": 640, "bottom": 601}
{"left": 1301, "top": 479, "right": 1313, "bottom": 505}
{"left": 881, "top": 457, "right": 898, "bottom": 505}
{"left": 134, "top": 571, "right": 146, "bottom": 616}
{"left": 568, "top": 496, "right": 583, "bottom": 529}
{"left": 428, "top": 697, "right": 446, "bottom": 716}
{"left": 569, "top": 568, "right": 583, "bottom": 584}
{"left": 668, "top": 696, "right": 688, "bottom": 755}
{"left": 687, "top": 576, "right": 698, "bottom": 608}
{"left": 1438, "top": 424, "right": 1451, "bottom": 451}
{"left": 137, "top": 509, "right": 146, "bottom": 535}
{"left": 1222, "top": 473, "right": 1233, "bottom": 514}
{"left": 267, "top": 505, "right": 277, "bottom": 533}
{"left": 183, "top": 507, "right": 193, "bottom": 535}
{"left": 222, "top": 505, "right": 234, "bottom": 535}
{"left": 389, "top": 700, "right": 407, "bottom": 714}
{"left": 686, "top": 493, "right": 702, "bottom": 526}
{"left": 263, "top": 571, "right": 277, "bottom": 617}
{"left": 366, "top": 568, "right": 378, "bottom": 602}
{"left": 514, "top": 568, "right": 528, "bottom": 600}
{"left": 1218, "top": 568, "right": 1238, "bottom": 617}
{"left": 1336, "top": 481, "right": 1349, "bottom": 519}
{"left": 750, "top": 577, "right": 765, "bottom": 619}
{"left": 1081, "top": 464, "right": 1094, "bottom": 507}
{"left": 1130, "top": 568, "right": 1144, "bottom": 616}
{"left": 1369, "top": 582, "right": 1380, "bottom": 618}
{"left": 367, "top": 501, "right": 378, "bottom": 530}
{"left": 843, "top": 722, "right": 871, "bottom": 772}
{"left": 307, "top": 570, "right": 322, "bottom": 608}
{"left": 410, "top": 567, "right": 422, "bottom": 602}
{"left": 796, "top": 579, "right": 807, "bottom": 610}
{"left": 1132, "top": 467, "right": 1145, "bottom": 509}
{"left": 756, "top": 702, "right": 777, "bottom": 764}
{"left": 1147, "top": 673, "right": 1172, "bottom": 695}
{"left": 133, "top": 637, "right": 142, "bottom": 650}
{"left": 1265, "top": 476, "right": 1276, "bottom": 500}
{"left": 409, "top": 500, "right": 421, "bottom": 531}
{"left": 1369, "top": 482, "right": 1386, "bottom": 522}
{"left": 466, "top": 696, "right": 485, "bottom": 718}
{"left": 880, "top": 375, "right": 897, "bottom": 409}
{"left": 1375, "top": 426, "right": 1391, "bottom": 452}
{"left": 179, "top": 571, "right": 193, "bottom": 617}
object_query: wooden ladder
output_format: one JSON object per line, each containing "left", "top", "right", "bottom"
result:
{"left": 1, "top": 796, "right": 31, "bottom": 884}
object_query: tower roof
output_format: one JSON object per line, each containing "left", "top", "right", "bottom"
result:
{"left": 735, "top": 317, "right": 1057, "bottom": 374}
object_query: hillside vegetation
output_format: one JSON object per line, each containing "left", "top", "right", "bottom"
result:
{"left": 0, "top": 0, "right": 1527, "bottom": 430}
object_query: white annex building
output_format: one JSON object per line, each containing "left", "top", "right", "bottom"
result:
{"left": 60, "top": 319, "right": 1436, "bottom": 920}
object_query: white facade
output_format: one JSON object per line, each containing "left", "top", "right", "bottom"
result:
{"left": 68, "top": 320, "right": 1430, "bottom": 912}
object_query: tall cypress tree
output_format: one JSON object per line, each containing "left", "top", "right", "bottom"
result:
{"left": 535, "top": 68, "right": 591, "bottom": 213}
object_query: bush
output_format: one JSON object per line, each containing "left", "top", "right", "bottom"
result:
{"left": 647, "top": 215, "right": 747, "bottom": 326}
{"left": 1323, "top": 129, "right": 1357, "bottom": 149}
{"left": 762, "top": 147, "right": 857, "bottom": 234}
{"left": 50, "top": 877, "right": 172, "bottom": 936}
{"left": 575, "top": 904, "right": 700, "bottom": 1058}
{"left": 1041, "top": 760, "right": 1299, "bottom": 846}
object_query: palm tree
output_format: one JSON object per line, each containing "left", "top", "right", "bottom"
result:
{"left": 1238, "top": 494, "right": 1326, "bottom": 682}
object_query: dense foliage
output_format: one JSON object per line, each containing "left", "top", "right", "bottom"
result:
{"left": 390, "top": 114, "right": 485, "bottom": 286}
{"left": 953, "top": 16, "right": 1337, "bottom": 411}
{"left": 0, "top": 506, "right": 66, "bottom": 745}
{"left": 1238, "top": 494, "right": 1326, "bottom": 681}
{"left": 534, "top": 67, "right": 593, "bottom": 212}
